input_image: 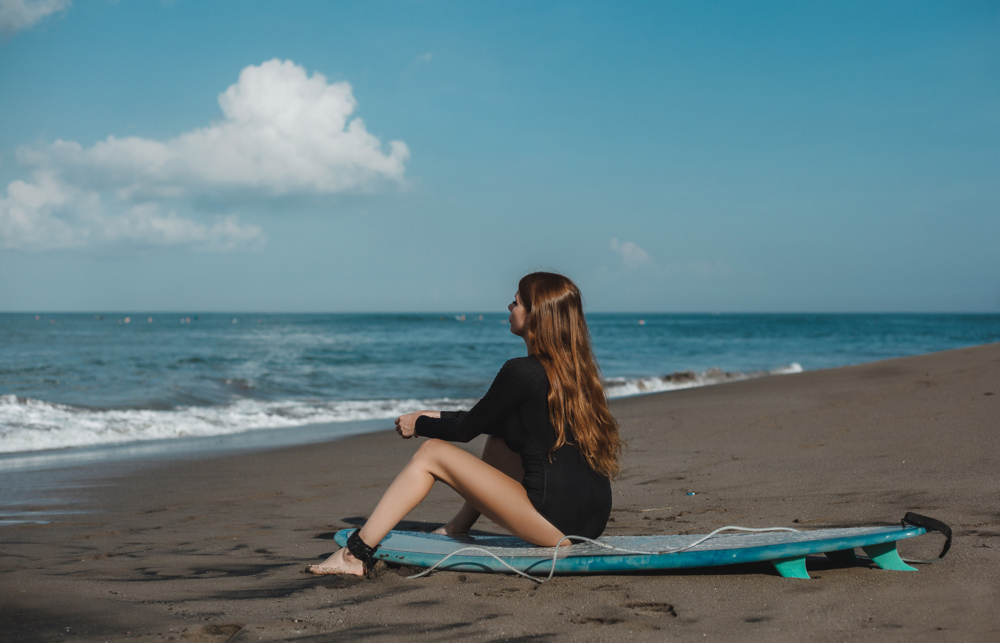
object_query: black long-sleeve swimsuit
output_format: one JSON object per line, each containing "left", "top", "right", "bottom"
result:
{"left": 414, "top": 355, "right": 612, "bottom": 540}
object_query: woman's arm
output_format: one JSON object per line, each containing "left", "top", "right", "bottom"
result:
{"left": 407, "top": 359, "right": 531, "bottom": 443}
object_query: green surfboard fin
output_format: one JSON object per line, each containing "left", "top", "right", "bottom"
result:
{"left": 862, "top": 541, "right": 917, "bottom": 572}
{"left": 771, "top": 556, "right": 810, "bottom": 579}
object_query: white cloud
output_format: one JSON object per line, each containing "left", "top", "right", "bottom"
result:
{"left": 0, "top": 170, "right": 263, "bottom": 250}
{"left": 415, "top": 52, "right": 433, "bottom": 63}
{"left": 1, "top": 59, "right": 405, "bottom": 250}
{"left": 609, "top": 237, "right": 652, "bottom": 269}
{"left": 0, "top": 0, "right": 69, "bottom": 37}
{"left": 0, "top": 172, "right": 79, "bottom": 248}
{"left": 20, "top": 59, "right": 409, "bottom": 198}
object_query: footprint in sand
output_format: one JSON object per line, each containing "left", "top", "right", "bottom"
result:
{"left": 623, "top": 601, "right": 678, "bottom": 618}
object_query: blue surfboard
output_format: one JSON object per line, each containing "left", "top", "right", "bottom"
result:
{"left": 333, "top": 525, "right": 933, "bottom": 579}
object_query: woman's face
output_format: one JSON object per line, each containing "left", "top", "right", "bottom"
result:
{"left": 508, "top": 291, "right": 528, "bottom": 337}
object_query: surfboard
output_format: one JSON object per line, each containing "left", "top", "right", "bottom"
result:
{"left": 332, "top": 525, "right": 932, "bottom": 579}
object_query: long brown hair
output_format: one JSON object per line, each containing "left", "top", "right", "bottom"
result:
{"left": 518, "top": 272, "right": 624, "bottom": 479}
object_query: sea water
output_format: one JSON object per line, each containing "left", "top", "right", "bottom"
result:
{"left": 1, "top": 313, "right": 998, "bottom": 456}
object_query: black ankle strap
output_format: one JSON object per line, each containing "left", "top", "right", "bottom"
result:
{"left": 346, "top": 529, "right": 379, "bottom": 576}
{"left": 901, "top": 512, "right": 952, "bottom": 558}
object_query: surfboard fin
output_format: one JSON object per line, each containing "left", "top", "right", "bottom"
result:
{"left": 771, "top": 556, "right": 810, "bottom": 579}
{"left": 862, "top": 541, "right": 918, "bottom": 572}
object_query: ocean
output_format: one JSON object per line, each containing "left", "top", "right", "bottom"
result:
{"left": 2, "top": 312, "right": 997, "bottom": 456}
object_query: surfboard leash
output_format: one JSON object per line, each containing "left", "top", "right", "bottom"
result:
{"left": 407, "top": 525, "right": 801, "bottom": 583}
{"left": 407, "top": 512, "right": 952, "bottom": 581}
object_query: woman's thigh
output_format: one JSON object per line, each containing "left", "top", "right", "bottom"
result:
{"left": 417, "top": 440, "right": 564, "bottom": 546}
{"left": 481, "top": 435, "right": 524, "bottom": 482}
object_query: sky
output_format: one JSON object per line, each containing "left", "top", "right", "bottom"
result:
{"left": 1, "top": 0, "right": 997, "bottom": 313}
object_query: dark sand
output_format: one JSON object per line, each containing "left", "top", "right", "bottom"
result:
{"left": 2, "top": 344, "right": 998, "bottom": 642}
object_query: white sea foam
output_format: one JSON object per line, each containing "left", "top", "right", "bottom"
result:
{"left": 0, "top": 363, "right": 802, "bottom": 454}
{"left": 604, "top": 363, "right": 802, "bottom": 399}
{"left": 0, "top": 395, "right": 476, "bottom": 454}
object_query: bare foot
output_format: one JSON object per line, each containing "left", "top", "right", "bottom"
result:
{"left": 304, "top": 547, "right": 365, "bottom": 576}
{"left": 432, "top": 522, "right": 468, "bottom": 537}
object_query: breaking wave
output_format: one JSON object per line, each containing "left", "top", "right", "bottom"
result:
{"left": 0, "top": 395, "right": 475, "bottom": 454}
{"left": 604, "top": 363, "right": 802, "bottom": 398}
{"left": 0, "top": 364, "right": 801, "bottom": 454}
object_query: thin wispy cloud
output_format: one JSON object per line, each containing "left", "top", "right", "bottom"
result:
{"left": 0, "top": 59, "right": 407, "bottom": 251}
{"left": 607, "top": 237, "right": 732, "bottom": 280}
{"left": 415, "top": 52, "right": 433, "bottom": 63}
{"left": 0, "top": 0, "right": 69, "bottom": 37}
{"left": 609, "top": 237, "right": 652, "bottom": 269}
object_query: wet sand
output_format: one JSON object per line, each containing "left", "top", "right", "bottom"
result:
{"left": 2, "top": 343, "right": 998, "bottom": 642}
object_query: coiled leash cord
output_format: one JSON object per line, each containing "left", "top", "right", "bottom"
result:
{"left": 407, "top": 525, "right": 801, "bottom": 584}
{"left": 407, "top": 513, "right": 953, "bottom": 581}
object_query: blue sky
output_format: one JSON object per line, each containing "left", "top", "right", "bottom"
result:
{"left": 1, "top": 0, "right": 997, "bottom": 312}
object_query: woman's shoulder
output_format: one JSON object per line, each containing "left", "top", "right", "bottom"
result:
{"left": 499, "top": 355, "right": 548, "bottom": 388}
{"left": 501, "top": 354, "right": 543, "bottom": 370}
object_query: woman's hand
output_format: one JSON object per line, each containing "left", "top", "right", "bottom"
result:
{"left": 395, "top": 410, "right": 441, "bottom": 439}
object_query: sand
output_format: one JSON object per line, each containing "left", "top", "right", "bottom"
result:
{"left": 2, "top": 343, "right": 998, "bottom": 642}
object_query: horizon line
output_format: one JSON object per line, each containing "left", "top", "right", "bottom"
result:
{"left": 2, "top": 310, "right": 998, "bottom": 316}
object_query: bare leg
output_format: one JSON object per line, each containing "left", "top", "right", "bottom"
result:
{"left": 433, "top": 435, "right": 524, "bottom": 536}
{"left": 306, "top": 439, "right": 562, "bottom": 575}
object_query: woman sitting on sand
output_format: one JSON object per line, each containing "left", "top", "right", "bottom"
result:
{"left": 306, "top": 272, "right": 623, "bottom": 576}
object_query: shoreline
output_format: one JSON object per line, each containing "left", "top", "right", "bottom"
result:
{"left": 3, "top": 340, "right": 975, "bottom": 467}
{"left": 1, "top": 343, "right": 998, "bottom": 641}
{"left": 6, "top": 312, "right": 998, "bottom": 458}
{"left": 0, "top": 419, "right": 391, "bottom": 528}
{"left": 0, "top": 418, "right": 391, "bottom": 473}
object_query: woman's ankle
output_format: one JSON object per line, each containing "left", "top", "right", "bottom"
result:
{"left": 433, "top": 521, "right": 468, "bottom": 536}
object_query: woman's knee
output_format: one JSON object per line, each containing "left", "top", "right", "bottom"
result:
{"left": 412, "top": 438, "right": 451, "bottom": 464}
